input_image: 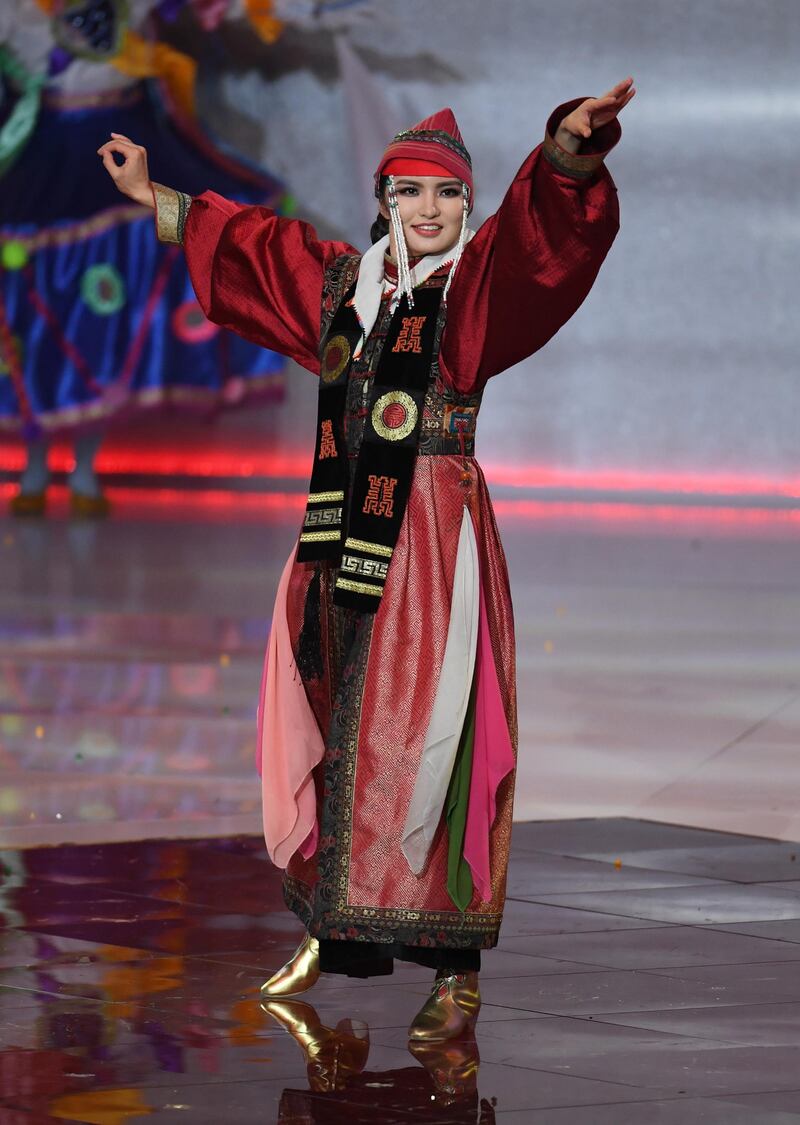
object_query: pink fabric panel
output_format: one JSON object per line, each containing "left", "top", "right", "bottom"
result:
{"left": 258, "top": 548, "right": 325, "bottom": 868}
{"left": 255, "top": 633, "right": 270, "bottom": 777}
{"left": 463, "top": 575, "right": 516, "bottom": 902}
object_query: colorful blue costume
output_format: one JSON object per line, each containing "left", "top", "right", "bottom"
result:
{"left": 0, "top": 0, "right": 285, "bottom": 445}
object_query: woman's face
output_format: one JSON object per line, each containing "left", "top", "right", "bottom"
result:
{"left": 379, "top": 177, "right": 464, "bottom": 259}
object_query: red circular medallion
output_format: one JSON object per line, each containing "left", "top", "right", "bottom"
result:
{"left": 325, "top": 345, "right": 343, "bottom": 372}
{"left": 382, "top": 401, "right": 408, "bottom": 430}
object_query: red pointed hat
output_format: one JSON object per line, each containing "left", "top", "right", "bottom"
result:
{"left": 375, "top": 107, "right": 473, "bottom": 198}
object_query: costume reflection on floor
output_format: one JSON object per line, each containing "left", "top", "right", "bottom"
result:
{"left": 0, "top": 0, "right": 296, "bottom": 511}
{"left": 264, "top": 998, "right": 495, "bottom": 1122}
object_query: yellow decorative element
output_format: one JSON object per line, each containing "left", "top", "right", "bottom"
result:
{"left": 260, "top": 933, "right": 320, "bottom": 997}
{"left": 300, "top": 530, "right": 340, "bottom": 543}
{"left": 112, "top": 32, "right": 197, "bottom": 119}
{"left": 308, "top": 490, "right": 345, "bottom": 503}
{"left": 244, "top": 0, "right": 284, "bottom": 44}
{"left": 335, "top": 576, "right": 384, "bottom": 598}
{"left": 33, "top": 0, "right": 56, "bottom": 12}
{"left": 48, "top": 1087, "right": 154, "bottom": 1124}
{"left": 321, "top": 334, "right": 351, "bottom": 384}
{"left": 371, "top": 390, "right": 418, "bottom": 442}
{"left": 408, "top": 971, "right": 481, "bottom": 1042}
{"left": 344, "top": 537, "right": 393, "bottom": 558}
{"left": 152, "top": 183, "right": 190, "bottom": 245}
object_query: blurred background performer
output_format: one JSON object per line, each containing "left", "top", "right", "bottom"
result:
{"left": 0, "top": 0, "right": 292, "bottom": 517}
{"left": 100, "top": 77, "right": 634, "bottom": 1040}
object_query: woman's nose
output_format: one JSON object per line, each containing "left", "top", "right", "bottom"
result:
{"left": 419, "top": 193, "right": 440, "bottom": 217}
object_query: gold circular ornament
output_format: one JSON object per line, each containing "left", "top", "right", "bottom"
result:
{"left": 321, "top": 335, "right": 351, "bottom": 384}
{"left": 371, "top": 391, "right": 418, "bottom": 442}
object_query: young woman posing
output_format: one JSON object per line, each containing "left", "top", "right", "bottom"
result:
{"left": 100, "top": 76, "right": 634, "bottom": 1041}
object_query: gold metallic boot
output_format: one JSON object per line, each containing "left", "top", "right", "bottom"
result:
{"left": 408, "top": 1034, "right": 480, "bottom": 1104}
{"left": 261, "top": 999, "right": 369, "bottom": 1092}
{"left": 408, "top": 971, "right": 481, "bottom": 1042}
{"left": 260, "top": 933, "right": 320, "bottom": 997}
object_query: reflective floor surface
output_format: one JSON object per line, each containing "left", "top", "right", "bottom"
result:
{"left": 3, "top": 819, "right": 800, "bottom": 1122}
{"left": 1, "top": 485, "right": 799, "bottom": 848}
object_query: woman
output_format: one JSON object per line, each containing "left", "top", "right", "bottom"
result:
{"left": 100, "top": 76, "right": 634, "bottom": 1041}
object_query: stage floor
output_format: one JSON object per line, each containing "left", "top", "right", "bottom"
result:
{"left": 0, "top": 486, "right": 798, "bottom": 848}
{"left": 2, "top": 818, "right": 800, "bottom": 1122}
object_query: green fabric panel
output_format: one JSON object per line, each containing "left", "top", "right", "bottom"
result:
{"left": 445, "top": 677, "right": 477, "bottom": 912}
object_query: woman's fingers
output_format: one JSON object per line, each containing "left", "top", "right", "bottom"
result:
{"left": 99, "top": 149, "right": 125, "bottom": 179}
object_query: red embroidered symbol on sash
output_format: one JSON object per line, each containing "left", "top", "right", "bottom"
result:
{"left": 362, "top": 475, "right": 397, "bottom": 518}
{"left": 319, "top": 419, "right": 337, "bottom": 459}
{"left": 391, "top": 316, "right": 427, "bottom": 354}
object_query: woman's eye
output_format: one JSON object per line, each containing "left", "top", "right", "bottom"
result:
{"left": 400, "top": 187, "right": 418, "bottom": 196}
{"left": 441, "top": 188, "right": 459, "bottom": 197}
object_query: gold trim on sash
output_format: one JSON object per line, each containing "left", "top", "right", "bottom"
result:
{"left": 300, "top": 530, "right": 341, "bottom": 543}
{"left": 335, "top": 577, "right": 384, "bottom": 597}
{"left": 343, "top": 537, "right": 393, "bottom": 558}
{"left": 309, "top": 490, "right": 345, "bottom": 503}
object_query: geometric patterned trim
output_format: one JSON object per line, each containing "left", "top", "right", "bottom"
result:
{"left": 391, "top": 128, "right": 472, "bottom": 168}
{"left": 152, "top": 183, "right": 193, "bottom": 244}
{"left": 543, "top": 129, "right": 607, "bottom": 181}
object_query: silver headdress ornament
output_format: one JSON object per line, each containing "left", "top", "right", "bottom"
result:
{"left": 442, "top": 182, "right": 470, "bottom": 304}
{"left": 387, "top": 178, "right": 471, "bottom": 309}
{"left": 387, "top": 175, "right": 415, "bottom": 308}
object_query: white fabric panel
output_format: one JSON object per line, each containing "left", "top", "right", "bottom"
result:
{"left": 353, "top": 230, "right": 475, "bottom": 343}
{"left": 401, "top": 505, "right": 479, "bottom": 875}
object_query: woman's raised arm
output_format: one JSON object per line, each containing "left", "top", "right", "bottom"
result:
{"left": 439, "top": 79, "right": 635, "bottom": 394}
{"left": 98, "top": 134, "right": 357, "bottom": 374}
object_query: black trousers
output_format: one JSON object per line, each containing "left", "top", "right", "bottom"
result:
{"left": 319, "top": 938, "right": 480, "bottom": 978}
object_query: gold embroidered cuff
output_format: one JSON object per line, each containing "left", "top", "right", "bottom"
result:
{"left": 543, "top": 131, "right": 608, "bottom": 180}
{"left": 152, "top": 182, "right": 192, "bottom": 244}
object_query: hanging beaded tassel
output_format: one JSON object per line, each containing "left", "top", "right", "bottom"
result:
{"left": 387, "top": 174, "right": 415, "bottom": 308}
{"left": 442, "top": 183, "right": 470, "bottom": 304}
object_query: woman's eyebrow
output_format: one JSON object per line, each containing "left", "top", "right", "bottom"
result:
{"left": 395, "top": 179, "right": 461, "bottom": 188}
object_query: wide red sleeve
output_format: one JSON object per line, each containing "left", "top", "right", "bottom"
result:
{"left": 440, "top": 100, "right": 621, "bottom": 394}
{"left": 182, "top": 191, "right": 357, "bottom": 375}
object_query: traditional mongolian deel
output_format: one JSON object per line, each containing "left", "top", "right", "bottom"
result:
{"left": 154, "top": 100, "right": 622, "bottom": 961}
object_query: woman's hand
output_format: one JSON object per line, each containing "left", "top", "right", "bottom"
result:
{"left": 97, "top": 133, "right": 154, "bottom": 209}
{"left": 555, "top": 78, "right": 636, "bottom": 153}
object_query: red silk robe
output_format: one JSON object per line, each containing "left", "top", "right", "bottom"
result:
{"left": 173, "top": 102, "right": 621, "bottom": 952}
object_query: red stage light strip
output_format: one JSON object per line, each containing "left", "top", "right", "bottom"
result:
{"left": 1, "top": 483, "right": 797, "bottom": 535}
{"left": 0, "top": 441, "right": 798, "bottom": 502}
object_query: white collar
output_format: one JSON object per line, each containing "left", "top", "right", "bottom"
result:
{"left": 352, "top": 231, "right": 475, "bottom": 342}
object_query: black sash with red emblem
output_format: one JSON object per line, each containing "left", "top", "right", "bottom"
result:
{"left": 298, "top": 282, "right": 444, "bottom": 613}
